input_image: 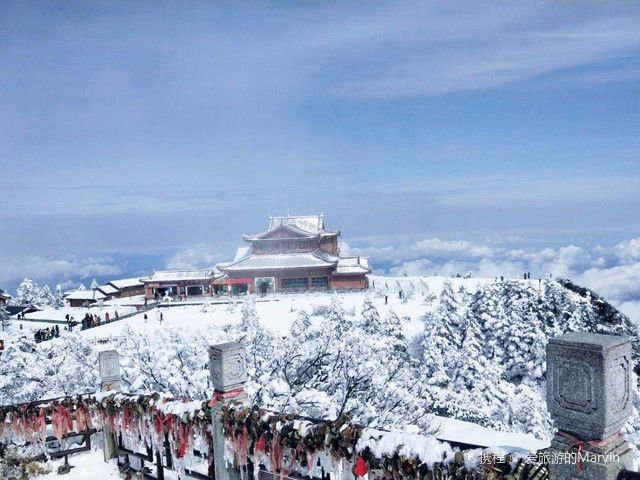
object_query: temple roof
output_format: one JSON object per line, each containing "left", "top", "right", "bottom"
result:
{"left": 335, "top": 256, "right": 371, "bottom": 275}
{"left": 244, "top": 214, "right": 339, "bottom": 241}
{"left": 141, "top": 270, "right": 218, "bottom": 283}
{"left": 269, "top": 214, "right": 325, "bottom": 233}
{"left": 218, "top": 249, "right": 339, "bottom": 272}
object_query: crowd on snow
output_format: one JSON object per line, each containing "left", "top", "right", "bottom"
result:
{"left": 65, "top": 311, "right": 120, "bottom": 331}
{"left": 33, "top": 325, "right": 60, "bottom": 343}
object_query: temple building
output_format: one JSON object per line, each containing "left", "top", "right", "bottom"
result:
{"left": 217, "top": 214, "right": 370, "bottom": 293}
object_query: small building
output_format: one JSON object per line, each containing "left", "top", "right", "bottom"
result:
{"left": 0, "top": 289, "right": 11, "bottom": 306}
{"left": 140, "top": 269, "right": 222, "bottom": 300}
{"left": 64, "top": 289, "right": 107, "bottom": 307}
{"left": 217, "top": 214, "right": 370, "bottom": 293}
{"left": 97, "top": 283, "right": 119, "bottom": 297}
{"left": 6, "top": 305, "right": 40, "bottom": 317}
{"left": 107, "top": 278, "right": 145, "bottom": 297}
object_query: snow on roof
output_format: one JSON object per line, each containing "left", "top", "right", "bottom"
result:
{"left": 335, "top": 256, "right": 371, "bottom": 275}
{"left": 0, "top": 289, "right": 11, "bottom": 299}
{"left": 98, "top": 284, "right": 119, "bottom": 295}
{"left": 64, "top": 289, "right": 107, "bottom": 300}
{"left": 142, "top": 270, "right": 215, "bottom": 282}
{"left": 268, "top": 214, "right": 324, "bottom": 234}
{"left": 108, "top": 277, "right": 144, "bottom": 289}
{"left": 219, "top": 250, "right": 339, "bottom": 272}
{"left": 234, "top": 246, "right": 252, "bottom": 262}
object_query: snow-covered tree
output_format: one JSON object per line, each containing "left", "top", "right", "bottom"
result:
{"left": 0, "top": 305, "right": 9, "bottom": 332}
{"left": 53, "top": 284, "right": 65, "bottom": 309}
{"left": 14, "top": 278, "right": 41, "bottom": 305}
{"left": 38, "top": 285, "right": 55, "bottom": 307}
{"left": 234, "top": 296, "right": 279, "bottom": 404}
{"left": 360, "top": 297, "right": 382, "bottom": 334}
{"left": 117, "top": 326, "right": 212, "bottom": 399}
{"left": 419, "top": 312, "right": 455, "bottom": 388}
{"left": 435, "top": 280, "right": 464, "bottom": 347}
{"left": 290, "top": 309, "right": 315, "bottom": 342}
{"left": 0, "top": 335, "right": 46, "bottom": 404}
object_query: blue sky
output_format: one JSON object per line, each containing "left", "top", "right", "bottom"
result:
{"left": 1, "top": 1, "right": 639, "bottom": 316}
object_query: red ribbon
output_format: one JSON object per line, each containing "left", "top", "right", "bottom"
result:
{"left": 208, "top": 387, "right": 245, "bottom": 407}
{"left": 557, "top": 430, "right": 621, "bottom": 474}
{"left": 353, "top": 457, "right": 368, "bottom": 477}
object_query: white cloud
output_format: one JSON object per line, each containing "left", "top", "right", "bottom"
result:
{"left": 414, "top": 238, "right": 494, "bottom": 257}
{"left": 613, "top": 238, "right": 640, "bottom": 263}
{"left": 365, "top": 236, "right": 640, "bottom": 322}
{"left": 165, "top": 244, "right": 227, "bottom": 270}
{"left": 0, "top": 255, "right": 121, "bottom": 288}
{"left": 329, "top": 6, "right": 640, "bottom": 98}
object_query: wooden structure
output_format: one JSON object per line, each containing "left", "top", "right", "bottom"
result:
{"left": 217, "top": 214, "right": 370, "bottom": 293}
{"left": 64, "top": 289, "right": 107, "bottom": 307}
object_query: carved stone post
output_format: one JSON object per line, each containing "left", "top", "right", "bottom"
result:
{"left": 210, "top": 342, "right": 248, "bottom": 480}
{"left": 98, "top": 349, "right": 121, "bottom": 462}
{"left": 547, "top": 333, "right": 634, "bottom": 479}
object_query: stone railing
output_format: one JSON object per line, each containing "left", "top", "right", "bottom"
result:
{"left": 2, "top": 333, "right": 636, "bottom": 480}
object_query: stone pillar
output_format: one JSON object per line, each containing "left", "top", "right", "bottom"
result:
{"left": 210, "top": 342, "right": 248, "bottom": 480}
{"left": 547, "top": 332, "right": 634, "bottom": 480}
{"left": 98, "top": 349, "right": 121, "bottom": 462}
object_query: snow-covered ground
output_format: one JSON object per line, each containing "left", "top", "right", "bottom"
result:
{"left": 9, "top": 276, "right": 494, "bottom": 342}
{"left": 39, "top": 450, "right": 121, "bottom": 480}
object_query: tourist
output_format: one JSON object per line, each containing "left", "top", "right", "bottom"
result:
{"left": 105, "top": 312, "right": 110, "bottom": 323}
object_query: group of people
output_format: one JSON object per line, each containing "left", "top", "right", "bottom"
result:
{"left": 34, "top": 325, "right": 60, "bottom": 343}
{"left": 75, "top": 310, "right": 119, "bottom": 330}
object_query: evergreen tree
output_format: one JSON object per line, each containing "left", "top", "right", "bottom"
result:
{"left": 0, "top": 335, "right": 46, "bottom": 404}
{"left": 360, "top": 297, "right": 382, "bottom": 334}
{"left": 419, "top": 311, "right": 455, "bottom": 387}
{"left": 325, "top": 295, "right": 351, "bottom": 338}
{"left": 236, "top": 295, "right": 279, "bottom": 404}
{"left": 380, "top": 309, "right": 407, "bottom": 352}
{"left": 0, "top": 304, "right": 9, "bottom": 332}
{"left": 290, "top": 309, "right": 315, "bottom": 342}
{"left": 38, "top": 285, "right": 55, "bottom": 306}
{"left": 53, "top": 284, "right": 66, "bottom": 308}
{"left": 15, "top": 278, "right": 41, "bottom": 305}
{"left": 433, "top": 280, "right": 464, "bottom": 347}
